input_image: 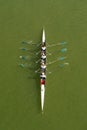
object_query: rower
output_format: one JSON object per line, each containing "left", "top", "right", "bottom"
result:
{"left": 41, "top": 59, "right": 46, "bottom": 65}
{"left": 41, "top": 53, "right": 46, "bottom": 60}
{"left": 41, "top": 63, "right": 46, "bottom": 69}
{"left": 41, "top": 50, "right": 46, "bottom": 55}
{"left": 41, "top": 62, "right": 46, "bottom": 72}
{"left": 40, "top": 72, "right": 46, "bottom": 79}
{"left": 41, "top": 59, "right": 45, "bottom": 63}
{"left": 41, "top": 45, "right": 46, "bottom": 51}
{"left": 41, "top": 79, "right": 45, "bottom": 85}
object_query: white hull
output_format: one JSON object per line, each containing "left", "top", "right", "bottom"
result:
{"left": 41, "top": 84, "right": 45, "bottom": 112}
{"left": 42, "top": 29, "right": 45, "bottom": 43}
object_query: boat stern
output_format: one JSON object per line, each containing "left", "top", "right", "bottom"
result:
{"left": 40, "top": 79, "right": 45, "bottom": 112}
{"left": 41, "top": 84, "right": 45, "bottom": 112}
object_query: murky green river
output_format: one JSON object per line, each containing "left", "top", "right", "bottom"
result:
{"left": 0, "top": 0, "right": 87, "bottom": 130}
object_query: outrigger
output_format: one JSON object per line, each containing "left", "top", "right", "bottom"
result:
{"left": 40, "top": 29, "right": 46, "bottom": 112}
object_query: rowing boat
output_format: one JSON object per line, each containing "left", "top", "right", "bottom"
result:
{"left": 40, "top": 29, "right": 46, "bottom": 112}
{"left": 19, "top": 28, "right": 68, "bottom": 113}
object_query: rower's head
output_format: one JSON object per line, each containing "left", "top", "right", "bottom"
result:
{"left": 42, "top": 52, "right": 45, "bottom": 55}
{"left": 42, "top": 72, "right": 44, "bottom": 75}
{"left": 42, "top": 62, "right": 44, "bottom": 65}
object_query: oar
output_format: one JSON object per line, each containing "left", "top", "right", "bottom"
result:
{"left": 20, "top": 48, "right": 29, "bottom": 51}
{"left": 47, "top": 42, "right": 67, "bottom": 47}
{"left": 21, "top": 41, "right": 33, "bottom": 44}
{"left": 59, "top": 62, "right": 69, "bottom": 67}
{"left": 58, "top": 41, "right": 67, "bottom": 45}
{"left": 47, "top": 56, "right": 67, "bottom": 65}
{"left": 60, "top": 48, "right": 67, "bottom": 53}
{"left": 58, "top": 56, "right": 67, "bottom": 61}
{"left": 36, "top": 59, "right": 40, "bottom": 63}
{"left": 19, "top": 56, "right": 28, "bottom": 60}
{"left": 19, "top": 63, "right": 25, "bottom": 68}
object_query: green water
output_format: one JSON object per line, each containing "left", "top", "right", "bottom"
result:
{"left": 0, "top": 0, "right": 87, "bottom": 130}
